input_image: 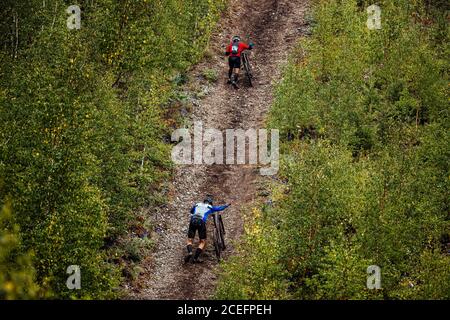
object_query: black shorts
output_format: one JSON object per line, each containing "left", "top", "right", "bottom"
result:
{"left": 188, "top": 217, "right": 207, "bottom": 240}
{"left": 229, "top": 56, "right": 241, "bottom": 69}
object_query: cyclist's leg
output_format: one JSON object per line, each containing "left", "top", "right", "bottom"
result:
{"left": 194, "top": 221, "right": 207, "bottom": 262}
{"left": 228, "top": 57, "right": 234, "bottom": 83}
{"left": 232, "top": 58, "right": 241, "bottom": 83}
{"left": 186, "top": 238, "right": 193, "bottom": 253}
{"left": 184, "top": 239, "right": 194, "bottom": 263}
{"left": 194, "top": 240, "right": 205, "bottom": 262}
{"left": 228, "top": 57, "right": 240, "bottom": 84}
{"left": 185, "top": 220, "right": 196, "bottom": 262}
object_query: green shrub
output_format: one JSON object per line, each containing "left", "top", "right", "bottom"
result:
{"left": 0, "top": 200, "right": 40, "bottom": 299}
{"left": 0, "top": 0, "right": 226, "bottom": 298}
{"left": 218, "top": 0, "right": 449, "bottom": 300}
{"left": 123, "top": 237, "right": 154, "bottom": 263}
{"left": 202, "top": 69, "right": 219, "bottom": 83}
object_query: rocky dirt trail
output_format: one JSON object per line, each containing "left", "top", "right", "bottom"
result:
{"left": 127, "top": 0, "right": 310, "bottom": 300}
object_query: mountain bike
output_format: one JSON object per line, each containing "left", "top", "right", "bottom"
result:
{"left": 241, "top": 50, "right": 253, "bottom": 87}
{"left": 212, "top": 212, "right": 226, "bottom": 261}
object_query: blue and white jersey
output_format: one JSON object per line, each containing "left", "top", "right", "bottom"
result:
{"left": 190, "top": 202, "right": 229, "bottom": 222}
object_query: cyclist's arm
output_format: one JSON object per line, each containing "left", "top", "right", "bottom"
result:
{"left": 225, "top": 44, "right": 231, "bottom": 56}
{"left": 202, "top": 204, "right": 230, "bottom": 222}
{"left": 241, "top": 43, "right": 252, "bottom": 51}
{"left": 211, "top": 204, "right": 230, "bottom": 212}
{"left": 190, "top": 205, "right": 196, "bottom": 215}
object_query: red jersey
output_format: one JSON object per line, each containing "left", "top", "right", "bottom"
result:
{"left": 226, "top": 42, "right": 250, "bottom": 58}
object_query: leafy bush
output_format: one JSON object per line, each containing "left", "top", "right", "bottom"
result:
{"left": 203, "top": 69, "right": 219, "bottom": 83}
{"left": 0, "top": 200, "right": 40, "bottom": 299}
{"left": 123, "top": 237, "right": 154, "bottom": 263}
{"left": 217, "top": 0, "right": 449, "bottom": 300}
{"left": 0, "top": 0, "right": 225, "bottom": 298}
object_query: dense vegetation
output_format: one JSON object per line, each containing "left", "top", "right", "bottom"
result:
{"left": 0, "top": 0, "right": 225, "bottom": 299}
{"left": 217, "top": 0, "right": 449, "bottom": 299}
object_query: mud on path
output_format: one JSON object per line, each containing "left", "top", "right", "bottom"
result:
{"left": 127, "top": 0, "right": 310, "bottom": 300}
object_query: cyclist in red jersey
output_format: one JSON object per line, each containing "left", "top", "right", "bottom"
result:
{"left": 225, "top": 35, "right": 254, "bottom": 88}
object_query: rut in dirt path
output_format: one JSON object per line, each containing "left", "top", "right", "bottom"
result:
{"left": 127, "top": 0, "right": 310, "bottom": 300}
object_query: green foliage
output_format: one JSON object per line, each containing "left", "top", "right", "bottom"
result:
{"left": 305, "top": 241, "right": 380, "bottom": 300}
{"left": 123, "top": 237, "right": 154, "bottom": 263}
{"left": 217, "top": 0, "right": 449, "bottom": 299}
{"left": 202, "top": 69, "right": 219, "bottom": 83}
{"left": 216, "top": 207, "right": 290, "bottom": 299}
{"left": 0, "top": 200, "right": 40, "bottom": 299}
{"left": 0, "top": 0, "right": 225, "bottom": 298}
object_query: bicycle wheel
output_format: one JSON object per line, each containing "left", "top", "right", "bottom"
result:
{"left": 214, "top": 213, "right": 226, "bottom": 250}
{"left": 213, "top": 228, "right": 221, "bottom": 261}
{"left": 218, "top": 215, "right": 226, "bottom": 250}
{"left": 243, "top": 53, "right": 253, "bottom": 87}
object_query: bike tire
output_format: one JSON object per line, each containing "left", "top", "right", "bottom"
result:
{"left": 213, "top": 228, "right": 221, "bottom": 261}
{"left": 214, "top": 213, "right": 225, "bottom": 251}
{"left": 218, "top": 215, "right": 226, "bottom": 250}
{"left": 243, "top": 54, "right": 253, "bottom": 87}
